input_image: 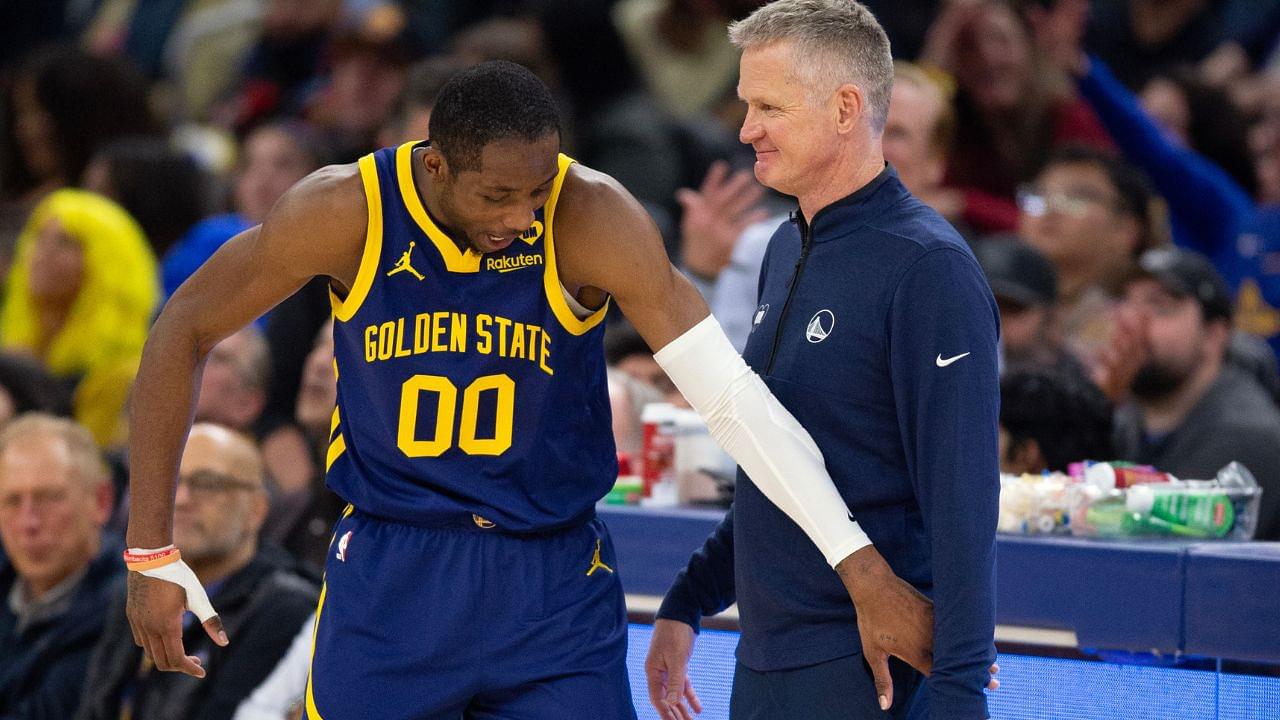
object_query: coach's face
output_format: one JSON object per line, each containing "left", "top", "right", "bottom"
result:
{"left": 438, "top": 133, "right": 560, "bottom": 255}
{"left": 738, "top": 40, "right": 839, "bottom": 198}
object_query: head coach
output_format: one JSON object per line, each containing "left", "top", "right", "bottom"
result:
{"left": 647, "top": 1, "right": 1001, "bottom": 718}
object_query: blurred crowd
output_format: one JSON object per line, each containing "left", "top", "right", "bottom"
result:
{"left": 5, "top": 0, "right": 1280, "bottom": 717}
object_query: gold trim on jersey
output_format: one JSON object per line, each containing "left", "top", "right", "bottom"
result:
{"left": 543, "top": 156, "right": 609, "bottom": 335}
{"left": 395, "top": 142, "right": 483, "bottom": 273}
{"left": 331, "top": 154, "right": 385, "bottom": 322}
{"left": 304, "top": 581, "right": 328, "bottom": 720}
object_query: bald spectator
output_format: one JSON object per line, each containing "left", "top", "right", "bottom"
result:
{"left": 0, "top": 414, "right": 119, "bottom": 719}
{"left": 194, "top": 326, "right": 271, "bottom": 434}
{"left": 78, "top": 425, "right": 317, "bottom": 720}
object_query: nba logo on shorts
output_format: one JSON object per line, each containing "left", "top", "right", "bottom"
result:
{"left": 336, "top": 531, "right": 353, "bottom": 562}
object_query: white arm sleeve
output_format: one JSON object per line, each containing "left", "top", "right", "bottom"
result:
{"left": 654, "top": 314, "right": 871, "bottom": 567}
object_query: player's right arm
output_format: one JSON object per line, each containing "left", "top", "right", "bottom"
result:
{"left": 125, "top": 163, "right": 367, "bottom": 677}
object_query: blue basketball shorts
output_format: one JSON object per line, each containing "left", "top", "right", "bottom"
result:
{"left": 305, "top": 509, "right": 636, "bottom": 719}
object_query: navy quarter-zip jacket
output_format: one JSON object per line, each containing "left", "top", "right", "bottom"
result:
{"left": 658, "top": 166, "right": 1000, "bottom": 719}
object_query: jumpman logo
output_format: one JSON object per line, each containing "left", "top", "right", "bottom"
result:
{"left": 387, "top": 241, "right": 425, "bottom": 280}
{"left": 586, "top": 538, "right": 614, "bottom": 576}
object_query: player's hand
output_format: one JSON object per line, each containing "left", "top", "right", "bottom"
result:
{"left": 645, "top": 618, "right": 703, "bottom": 720}
{"left": 837, "top": 545, "right": 934, "bottom": 711}
{"left": 126, "top": 571, "right": 228, "bottom": 678}
{"left": 988, "top": 662, "right": 1001, "bottom": 691}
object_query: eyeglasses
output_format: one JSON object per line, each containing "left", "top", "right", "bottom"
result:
{"left": 1016, "top": 185, "right": 1116, "bottom": 218}
{"left": 176, "top": 470, "right": 260, "bottom": 497}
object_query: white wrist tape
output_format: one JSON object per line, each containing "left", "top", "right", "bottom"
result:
{"left": 138, "top": 559, "right": 219, "bottom": 623}
{"left": 654, "top": 315, "right": 872, "bottom": 567}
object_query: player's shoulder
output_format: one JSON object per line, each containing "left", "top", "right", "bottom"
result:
{"left": 557, "top": 162, "right": 645, "bottom": 229}
{"left": 263, "top": 161, "right": 367, "bottom": 239}
{"left": 281, "top": 162, "right": 366, "bottom": 214}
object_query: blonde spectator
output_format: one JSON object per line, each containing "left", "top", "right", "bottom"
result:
{"left": 1, "top": 189, "right": 159, "bottom": 446}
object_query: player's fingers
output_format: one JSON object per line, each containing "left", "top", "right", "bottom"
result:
{"left": 203, "top": 615, "right": 229, "bottom": 647}
{"left": 128, "top": 615, "right": 145, "bottom": 649}
{"left": 157, "top": 629, "right": 205, "bottom": 678}
{"left": 990, "top": 662, "right": 1000, "bottom": 675}
{"left": 684, "top": 675, "right": 703, "bottom": 714}
{"left": 988, "top": 676, "right": 1001, "bottom": 691}
{"left": 139, "top": 631, "right": 159, "bottom": 668}
{"left": 868, "top": 649, "right": 894, "bottom": 711}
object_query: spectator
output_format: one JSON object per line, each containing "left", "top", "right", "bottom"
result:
{"left": 1139, "top": 67, "right": 1257, "bottom": 197}
{"left": 162, "top": 121, "right": 328, "bottom": 299}
{"left": 920, "top": 0, "right": 1112, "bottom": 203}
{"left": 0, "top": 414, "right": 120, "bottom": 719}
{"left": 194, "top": 326, "right": 271, "bottom": 434}
{"left": 607, "top": 367, "right": 664, "bottom": 455}
{"left": 377, "top": 55, "right": 471, "bottom": 147}
{"left": 605, "top": 321, "right": 677, "bottom": 401}
{"left": 304, "top": 8, "right": 415, "bottom": 163}
{"left": 1113, "top": 248, "right": 1280, "bottom": 540}
{"left": 883, "top": 61, "right": 974, "bottom": 233}
{"left": 999, "top": 366, "right": 1114, "bottom": 474}
{"left": 540, "top": 0, "right": 685, "bottom": 219}
{"left": 0, "top": 352, "right": 74, "bottom": 428}
{"left": 1, "top": 46, "right": 160, "bottom": 205}
{"left": 974, "top": 237, "right": 1083, "bottom": 375}
{"left": 215, "top": 0, "right": 343, "bottom": 133}
{"left": 1084, "top": 0, "right": 1280, "bottom": 91}
{"left": 613, "top": 0, "right": 762, "bottom": 120}
{"left": 78, "top": 424, "right": 318, "bottom": 720}
{"left": 261, "top": 322, "right": 346, "bottom": 576}
{"left": 1017, "top": 145, "right": 1156, "bottom": 370}
{"left": 0, "top": 189, "right": 159, "bottom": 447}
{"left": 82, "top": 137, "right": 211, "bottom": 257}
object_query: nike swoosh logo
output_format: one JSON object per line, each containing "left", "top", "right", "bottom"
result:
{"left": 936, "top": 352, "right": 970, "bottom": 367}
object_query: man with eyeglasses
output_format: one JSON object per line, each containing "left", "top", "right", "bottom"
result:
{"left": 0, "top": 414, "right": 119, "bottom": 720}
{"left": 1016, "top": 146, "right": 1156, "bottom": 375}
{"left": 78, "top": 424, "right": 318, "bottom": 720}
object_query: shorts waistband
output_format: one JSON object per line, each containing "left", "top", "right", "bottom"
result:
{"left": 349, "top": 506, "right": 598, "bottom": 537}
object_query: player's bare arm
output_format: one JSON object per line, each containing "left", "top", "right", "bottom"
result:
{"left": 553, "top": 165, "right": 934, "bottom": 711}
{"left": 125, "top": 163, "right": 367, "bottom": 678}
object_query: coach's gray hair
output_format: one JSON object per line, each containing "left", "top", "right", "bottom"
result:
{"left": 729, "top": 0, "right": 893, "bottom": 132}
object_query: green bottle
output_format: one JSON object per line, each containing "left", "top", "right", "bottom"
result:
{"left": 1125, "top": 486, "right": 1235, "bottom": 538}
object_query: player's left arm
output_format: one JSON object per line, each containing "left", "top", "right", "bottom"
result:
{"left": 555, "top": 168, "right": 934, "bottom": 697}
{"left": 555, "top": 164, "right": 870, "bottom": 562}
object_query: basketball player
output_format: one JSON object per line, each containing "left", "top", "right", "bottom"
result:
{"left": 123, "top": 62, "right": 932, "bottom": 718}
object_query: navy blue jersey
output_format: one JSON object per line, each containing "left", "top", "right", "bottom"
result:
{"left": 325, "top": 142, "right": 616, "bottom": 532}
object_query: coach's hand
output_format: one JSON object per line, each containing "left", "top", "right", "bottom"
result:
{"left": 838, "top": 545, "right": 934, "bottom": 710}
{"left": 645, "top": 618, "right": 703, "bottom": 720}
{"left": 126, "top": 572, "right": 228, "bottom": 678}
